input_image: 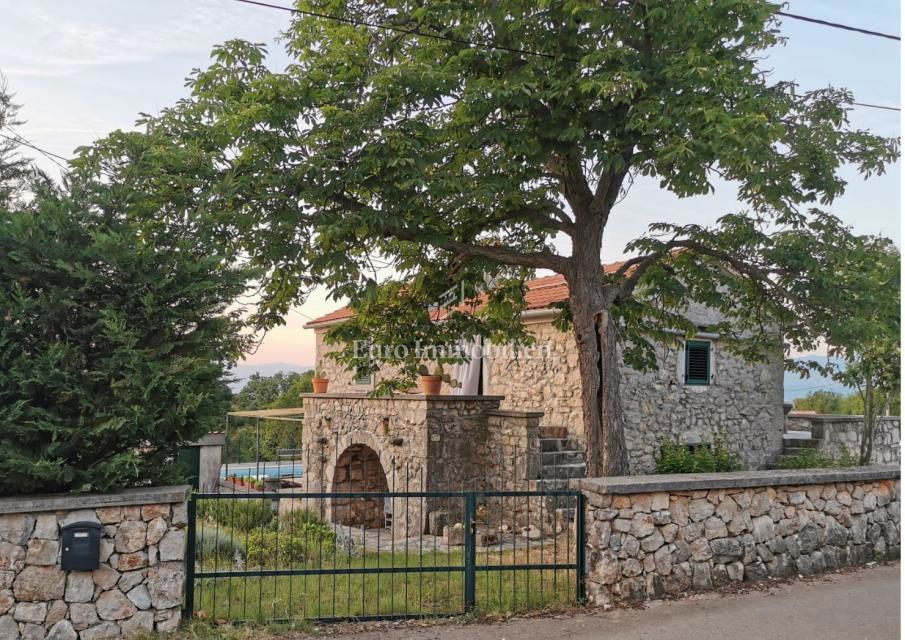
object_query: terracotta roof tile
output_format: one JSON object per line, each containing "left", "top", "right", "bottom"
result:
{"left": 304, "top": 260, "right": 626, "bottom": 328}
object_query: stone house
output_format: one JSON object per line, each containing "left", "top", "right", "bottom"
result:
{"left": 304, "top": 265, "right": 785, "bottom": 473}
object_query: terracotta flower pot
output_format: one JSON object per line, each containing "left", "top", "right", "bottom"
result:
{"left": 419, "top": 375, "right": 443, "bottom": 395}
{"left": 312, "top": 377, "right": 329, "bottom": 394}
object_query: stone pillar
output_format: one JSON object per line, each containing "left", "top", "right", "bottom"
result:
{"left": 0, "top": 486, "right": 190, "bottom": 638}
{"left": 183, "top": 433, "right": 225, "bottom": 492}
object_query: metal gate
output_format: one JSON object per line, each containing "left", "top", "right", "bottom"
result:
{"left": 184, "top": 488, "right": 585, "bottom": 623}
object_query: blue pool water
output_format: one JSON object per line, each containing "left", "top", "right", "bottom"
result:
{"left": 219, "top": 462, "right": 304, "bottom": 480}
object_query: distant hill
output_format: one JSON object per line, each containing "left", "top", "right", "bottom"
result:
{"left": 784, "top": 356, "right": 851, "bottom": 403}
{"left": 227, "top": 362, "right": 313, "bottom": 392}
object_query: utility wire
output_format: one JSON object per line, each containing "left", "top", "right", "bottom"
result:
{"left": 776, "top": 10, "right": 900, "bottom": 41}
{"left": 0, "top": 130, "right": 69, "bottom": 171}
{"left": 850, "top": 101, "right": 900, "bottom": 112}
{"left": 230, "top": 0, "right": 901, "bottom": 112}
{"left": 231, "top": 0, "right": 558, "bottom": 60}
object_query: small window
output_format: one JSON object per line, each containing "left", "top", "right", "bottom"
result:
{"left": 354, "top": 365, "right": 372, "bottom": 386}
{"left": 684, "top": 340, "right": 711, "bottom": 385}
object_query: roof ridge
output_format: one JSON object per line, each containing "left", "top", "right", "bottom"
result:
{"left": 305, "top": 259, "right": 628, "bottom": 327}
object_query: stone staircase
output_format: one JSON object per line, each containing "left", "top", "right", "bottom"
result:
{"left": 535, "top": 426, "right": 586, "bottom": 521}
{"left": 768, "top": 429, "right": 822, "bottom": 469}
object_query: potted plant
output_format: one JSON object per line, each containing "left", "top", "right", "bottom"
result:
{"left": 312, "top": 366, "right": 329, "bottom": 394}
{"left": 418, "top": 364, "right": 460, "bottom": 395}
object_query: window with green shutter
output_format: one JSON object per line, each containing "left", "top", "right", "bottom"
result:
{"left": 355, "top": 346, "right": 373, "bottom": 385}
{"left": 684, "top": 340, "right": 711, "bottom": 385}
{"left": 354, "top": 367, "right": 372, "bottom": 385}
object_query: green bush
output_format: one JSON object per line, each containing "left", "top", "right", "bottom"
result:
{"left": 775, "top": 447, "right": 859, "bottom": 470}
{"left": 0, "top": 186, "right": 251, "bottom": 494}
{"left": 195, "top": 524, "right": 246, "bottom": 564}
{"left": 655, "top": 439, "right": 741, "bottom": 474}
{"left": 245, "top": 524, "right": 336, "bottom": 567}
{"left": 279, "top": 509, "right": 323, "bottom": 531}
{"left": 198, "top": 499, "right": 275, "bottom": 532}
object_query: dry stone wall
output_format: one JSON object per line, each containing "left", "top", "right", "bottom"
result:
{"left": 576, "top": 468, "right": 900, "bottom": 606}
{"left": 0, "top": 487, "right": 189, "bottom": 640}
{"left": 787, "top": 413, "right": 900, "bottom": 465}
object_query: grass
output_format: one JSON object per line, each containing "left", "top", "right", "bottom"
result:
{"left": 191, "top": 542, "right": 577, "bottom": 623}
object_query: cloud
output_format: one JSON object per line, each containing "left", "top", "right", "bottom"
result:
{"left": 2, "top": 0, "right": 287, "bottom": 78}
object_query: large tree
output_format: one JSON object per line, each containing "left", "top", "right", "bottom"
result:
{"left": 75, "top": 0, "right": 898, "bottom": 475}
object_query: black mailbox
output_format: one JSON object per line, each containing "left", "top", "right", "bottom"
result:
{"left": 61, "top": 521, "right": 103, "bottom": 571}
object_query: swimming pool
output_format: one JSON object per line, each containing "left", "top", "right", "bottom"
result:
{"left": 219, "top": 462, "right": 304, "bottom": 480}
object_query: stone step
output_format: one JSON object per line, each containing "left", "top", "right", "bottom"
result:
{"left": 539, "top": 437, "right": 569, "bottom": 452}
{"left": 782, "top": 446, "right": 820, "bottom": 457}
{"left": 541, "top": 450, "right": 585, "bottom": 466}
{"left": 782, "top": 438, "right": 821, "bottom": 450}
{"left": 533, "top": 478, "right": 571, "bottom": 491}
{"left": 538, "top": 426, "right": 569, "bottom": 439}
{"left": 540, "top": 463, "right": 587, "bottom": 479}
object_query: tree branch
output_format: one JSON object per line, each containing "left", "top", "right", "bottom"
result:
{"left": 613, "top": 238, "right": 797, "bottom": 306}
{"left": 387, "top": 225, "right": 570, "bottom": 271}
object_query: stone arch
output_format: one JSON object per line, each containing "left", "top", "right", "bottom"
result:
{"left": 330, "top": 441, "right": 390, "bottom": 529}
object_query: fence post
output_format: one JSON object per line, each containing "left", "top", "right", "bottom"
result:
{"left": 575, "top": 492, "right": 586, "bottom": 603}
{"left": 463, "top": 492, "right": 477, "bottom": 611}
{"left": 182, "top": 493, "right": 197, "bottom": 620}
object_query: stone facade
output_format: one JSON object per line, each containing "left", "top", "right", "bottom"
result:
{"left": 0, "top": 487, "right": 189, "bottom": 640}
{"left": 575, "top": 468, "right": 900, "bottom": 605}
{"left": 313, "top": 308, "right": 785, "bottom": 474}
{"left": 786, "top": 413, "right": 901, "bottom": 465}
{"left": 297, "top": 394, "right": 542, "bottom": 537}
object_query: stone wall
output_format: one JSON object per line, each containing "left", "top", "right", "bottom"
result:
{"left": 575, "top": 468, "right": 900, "bottom": 606}
{"left": 786, "top": 413, "right": 901, "bottom": 465}
{"left": 314, "top": 313, "right": 786, "bottom": 475}
{"left": 0, "top": 486, "right": 189, "bottom": 640}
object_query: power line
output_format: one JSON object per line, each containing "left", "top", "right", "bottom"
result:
{"left": 851, "top": 101, "right": 900, "bottom": 112}
{"left": 776, "top": 10, "right": 900, "bottom": 41}
{"left": 230, "top": 0, "right": 901, "bottom": 113}
{"left": 785, "top": 381, "right": 848, "bottom": 392}
{"left": 231, "top": 0, "right": 558, "bottom": 60}
{"left": 0, "top": 130, "right": 69, "bottom": 171}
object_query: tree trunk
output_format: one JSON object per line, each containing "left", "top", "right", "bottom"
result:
{"left": 860, "top": 376, "right": 875, "bottom": 465}
{"left": 570, "top": 286, "right": 630, "bottom": 477}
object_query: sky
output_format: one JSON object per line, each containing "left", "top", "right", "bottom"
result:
{"left": 1, "top": 0, "right": 901, "bottom": 376}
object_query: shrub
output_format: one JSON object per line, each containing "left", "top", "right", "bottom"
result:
{"left": 775, "top": 447, "right": 859, "bottom": 470}
{"left": 0, "top": 190, "right": 251, "bottom": 494}
{"left": 279, "top": 508, "right": 323, "bottom": 531}
{"left": 245, "top": 524, "right": 336, "bottom": 567}
{"left": 655, "top": 439, "right": 741, "bottom": 474}
{"left": 198, "top": 499, "right": 275, "bottom": 532}
{"left": 196, "top": 524, "right": 246, "bottom": 564}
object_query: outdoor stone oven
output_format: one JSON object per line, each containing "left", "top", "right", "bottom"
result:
{"left": 297, "top": 393, "right": 542, "bottom": 538}
{"left": 330, "top": 443, "right": 389, "bottom": 529}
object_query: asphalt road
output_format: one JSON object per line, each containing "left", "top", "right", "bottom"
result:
{"left": 331, "top": 564, "right": 900, "bottom": 640}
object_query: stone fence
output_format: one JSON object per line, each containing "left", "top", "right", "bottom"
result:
{"left": 786, "top": 413, "right": 901, "bottom": 465}
{"left": 574, "top": 467, "right": 900, "bottom": 606}
{"left": 0, "top": 486, "right": 190, "bottom": 640}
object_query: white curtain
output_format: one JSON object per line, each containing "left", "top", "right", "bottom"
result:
{"left": 452, "top": 336, "right": 482, "bottom": 395}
